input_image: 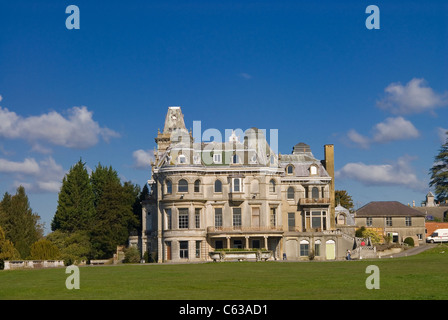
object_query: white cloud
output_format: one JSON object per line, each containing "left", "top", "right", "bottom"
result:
{"left": 335, "top": 156, "right": 426, "bottom": 191}
{"left": 372, "top": 117, "right": 420, "bottom": 143}
{"left": 132, "top": 149, "right": 154, "bottom": 169}
{"left": 0, "top": 156, "right": 65, "bottom": 193}
{"left": 0, "top": 105, "right": 120, "bottom": 151}
{"left": 347, "top": 117, "right": 419, "bottom": 148}
{"left": 347, "top": 129, "right": 370, "bottom": 149}
{"left": 0, "top": 158, "right": 40, "bottom": 174}
{"left": 377, "top": 78, "right": 448, "bottom": 115}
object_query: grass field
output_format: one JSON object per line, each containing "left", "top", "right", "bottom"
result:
{"left": 1, "top": 244, "right": 448, "bottom": 300}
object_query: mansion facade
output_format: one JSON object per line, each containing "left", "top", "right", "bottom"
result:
{"left": 140, "top": 107, "right": 355, "bottom": 262}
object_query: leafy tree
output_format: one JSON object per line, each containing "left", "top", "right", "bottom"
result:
{"left": 46, "top": 229, "right": 92, "bottom": 265}
{"left": 0, "top": 226, "right": 20, "bottom": 260}
{"left": 0, "top": 186, "right": 43, "bottom": 258}
{"left": 51, "top": 159, "right": 95, "bottom": 232}
{"left": 429, "top": 131, "right": 448, "bottom": 203}
{"left": 335, "top": 190, "right": 354, "bottom": 212}
{"left": 29, "top": 239, "right": 61, "bottom": 260}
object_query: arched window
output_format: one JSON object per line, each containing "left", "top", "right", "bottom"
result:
{"left": 178, "top": 179, "right": 188, "bottom": 192}
{"left": 312, "top": 187, "right": 319, "bottom": 199}
{"left": 287, "top": 187, "right": 295, "bottom": 200}
{"left": 269, "top": 179, "right": 276, "bottom": 193}
{"left": 214, "top": 179, "right": 222, "bottom": 193}
{"left": 166, "top": 180, "right": 172, "bottom": 194}
{"left": 300, "top": 240, "right": 309, "bottom": 256}
{"left": 194, "top": 179, "right": 201, "bottom": 193}
{"left": 287, "top": 165, "right": 294, "bottom": 175}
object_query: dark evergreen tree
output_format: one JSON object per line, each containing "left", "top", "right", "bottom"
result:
{"left": 90, "top": 163, "right": 121, "bottom": 208}
{"left": 0, "top": 186, "right": 43, "bottom": 258}
{"left": 429, "top": 131, "right": 448, "bottom": 203}
{"left": 51, "top": 159, "right": 95, "bottom": 232}
{"left": 90, "top": 179, "right": 139, "bottom": 259}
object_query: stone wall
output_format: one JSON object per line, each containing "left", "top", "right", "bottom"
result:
{"left": 3, "top": 260, "right": 65, "bottom": 270}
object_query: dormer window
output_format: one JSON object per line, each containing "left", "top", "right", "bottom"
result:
{"left": 287, "top": 165, "right": 294, "bottom": 175}
{"left": 213, "top": 153, "right": 222, "bottom": 164}
{"left": 178, "top": 154, "right": 187, "bottom": 164}
{"left": 310, "top": 164, "right": 318, "bottom": 176}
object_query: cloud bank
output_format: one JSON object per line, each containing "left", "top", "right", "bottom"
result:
{"left": 377, "top": 78, "right": 448, "bottom": 115}
{"left": 336, "top": 156, "right": 426, "bottom": 192}
{"left": 0, "top": 106, "right": 120, "bottom": 151}
{"left": 0, "top": 156, "right": 65, "bottom": 193}
{"left": 347, "top": 116, "right": 420, "bottom": 148}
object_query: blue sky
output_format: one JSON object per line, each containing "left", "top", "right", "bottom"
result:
{"left": 1, "top": 0, "right": 447, "bottom": 233}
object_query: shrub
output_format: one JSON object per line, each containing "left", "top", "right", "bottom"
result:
{"left": 123, "top": 246, "right": 141, "bottom": 263}
{"left": 404, "top": 237, "right": 415, "bottom": 247}
{"left": 29, "top": 239, "right": 61, "bottom": 260}
{"left": 355, "top": 226, "right": 366, "bottom": 238}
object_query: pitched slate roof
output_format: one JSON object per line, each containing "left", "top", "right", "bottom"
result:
{"left": 356, "top": 201, "right": 426, "bottom": 217}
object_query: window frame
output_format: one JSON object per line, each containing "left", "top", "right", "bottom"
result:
{"left": 233, "top": 208, "right": 242, "bottom": 229}
{"left": 179, "top": 241, "right": 189, "bottom": 259}
{"left": 178, "top": 208, "right": 189, "bottom": 229}
{"left": 287, "top": 186, "right": 295, "bottom": 200}
{"left": 214, "top": 179, "right": 223, "bottom": 193}
{"left": 386, "top": 217, "right": 393, "bottom": 227}
{"left": 213, "top": 153, "right": 222, "bottom": 164}
{"left": 178, "top": 179, "right": 188, "bottom": 193}
{"left": 166, "top": 180, "right": 172, "bottom": 194}
{"left": 269, "top": 179, "right": 276, "bottom": 193}
{"left": 232, "top": 178, "right": 242, "bottom": 192}
{"left": 214, "top": 208, "right": 223, "bottom": 228}
{"left": 194, "top": 179, "right": 201, "bottom": 193}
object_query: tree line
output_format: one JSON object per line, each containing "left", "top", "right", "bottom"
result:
{"left": 0, "top": 159, "right": 148, "bottom": 265}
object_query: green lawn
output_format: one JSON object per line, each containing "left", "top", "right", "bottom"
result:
{"left": 1, "top": 244, "right": 448, "bottom": 300}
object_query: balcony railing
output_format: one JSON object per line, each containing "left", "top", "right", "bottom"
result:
{"left": 299, "top": 198, "right": 330, "bottom": 205}
{"left": 207, "top": 226, "right": 283, "bottom": 234}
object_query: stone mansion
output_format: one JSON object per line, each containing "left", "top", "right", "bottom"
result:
{"left": 140, "top": 106, "right": 357, "bottom": 262}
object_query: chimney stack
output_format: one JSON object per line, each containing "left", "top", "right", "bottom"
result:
{"left": 324, "top": 144, "right": 335, "bottom": 229}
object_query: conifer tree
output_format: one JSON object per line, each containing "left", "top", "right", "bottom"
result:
{"left": 51, "top": 159, "right": 95, "bottom": 232}
{"left": 0, "top": 187, "right": 43, "bottom": 258}
{"left": 90, "top": 179, "right": 139, "bottom": 258}
{"left": 429, "top": 131, "right": 448, "bottom": 203}
{"left": 90, "top": 163, "right": 121, "bottom": 208}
